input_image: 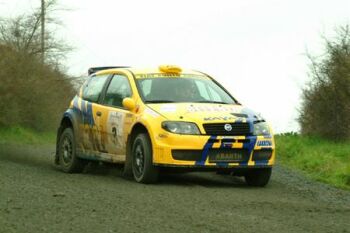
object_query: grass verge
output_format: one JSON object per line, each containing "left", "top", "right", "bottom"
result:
{"left": 276, "top": 134, "right": 350, "bottom": 190}
{"left": 0, "top": 126, "right": 55, "bottom": 145}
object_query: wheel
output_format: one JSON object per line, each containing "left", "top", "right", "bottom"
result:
{"left": 244, "top": 168, "right": 272, "bottom": 187}
{"left": 131, "top": 133, "right": 159, "bottom": 183}
{"left": 57, "top": 128, "right": 86, "bottom": 173}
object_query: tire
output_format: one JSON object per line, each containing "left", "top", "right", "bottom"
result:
{"left": 244, "top": 168, "right": 272, "bottom": 187}
{"left": 57, "top": 128, "right": 86, "bottom": 173}
{"left": 131, "top": 133, "right": 159, "bottom": 183}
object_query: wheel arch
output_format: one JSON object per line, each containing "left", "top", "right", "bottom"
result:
{"left": 55, "top": 110, "right": 80, "bottom": 158}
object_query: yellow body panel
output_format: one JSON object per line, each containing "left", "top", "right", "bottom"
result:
{"left": 69, "top": 66, "right": 275, "bottom": 168}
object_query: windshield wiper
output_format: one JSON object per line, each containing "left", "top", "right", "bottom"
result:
{"left": 195, "top": 100, "right": 230, "bottom": 104}
{"left": 145, "top": 100, "right": 175, "bottom": 103}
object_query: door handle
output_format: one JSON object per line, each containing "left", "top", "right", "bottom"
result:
{"left": 96, "top": 111, "right": 102, "bottom": 117}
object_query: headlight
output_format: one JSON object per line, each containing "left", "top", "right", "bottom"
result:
{"left": 161, "top": 121, "right": 200, "bottom": 135}
{"left": 253, "top": 121, "right": 271, "bottom": 135}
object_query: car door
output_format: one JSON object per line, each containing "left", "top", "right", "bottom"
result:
{"left": 94, "top": 73, "right": 134, "bottom": 162}
{"left": 79, "top": 74, "right": 110, "bottom": 154}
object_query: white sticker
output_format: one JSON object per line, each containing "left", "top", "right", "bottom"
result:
{"left": 160, "top": 104, "right": 177, "bottom": 113}
{"left": 145, "top": 108, "right": 160, "bottom": 117}
{"left": 187, "top": 105, "right": 238, "bottom": 113}
{"left": 107, "top": 111, "right": 125, "bottom": 148}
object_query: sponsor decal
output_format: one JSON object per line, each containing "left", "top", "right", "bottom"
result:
{"left": 107, "top": 112, "right": 125, "bottom": 148}
{"left": 145, "top": 107, "right": 160, "bottom": 117}
{"left": 230, "top": 113, "right": 248, "bottom": 118}
{"left": 160, "top": 104, "right": 177, "bottom": 113}
{"left": 136, "top": 73, "right": 208, "bottom": 79}
{"left": 257, "top": 140, "right": 272, "bottom": 147}
{"left": 203, "top": 116, "right": 235, "bottom": 121}
{"left": 187, "top": 105, "right": 243, "bottom": 114}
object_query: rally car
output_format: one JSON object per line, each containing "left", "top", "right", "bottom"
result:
{"left": 55, "top": 65, "right": 275, "bottom": 186}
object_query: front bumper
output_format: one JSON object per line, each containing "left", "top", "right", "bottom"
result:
{"left": 152, "top": 133, "right": 275, "bottom": 168}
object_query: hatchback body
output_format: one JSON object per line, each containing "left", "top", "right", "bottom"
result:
{"left": 55, "top": 65, "right": 275, "bottom": 186}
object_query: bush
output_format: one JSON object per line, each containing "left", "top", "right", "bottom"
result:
{"left": 0, "top": 47, "right": 75, "bottom": 131}
{"left": 0, "top": 2, "right": 76, "bottom": 132}
{"left": 299, "top": 26, "right": 350, "bottom": 140}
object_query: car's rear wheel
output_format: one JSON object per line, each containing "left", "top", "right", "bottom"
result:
{"left": 58, "top": 128, "right": 86, "bottom": 173}
{"left": 132, "top": 133, "right": 158, "bottom": 183}
{"left": 244, "top": 168, "right": 272, "bottom": 187}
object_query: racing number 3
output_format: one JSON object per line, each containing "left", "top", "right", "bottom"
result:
{"left": 112, "top": 127, "right": 117, "bottom": 138}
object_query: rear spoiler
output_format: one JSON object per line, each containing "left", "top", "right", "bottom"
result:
{"left": 88, "top": 66, "right": 130, "bottom": 75}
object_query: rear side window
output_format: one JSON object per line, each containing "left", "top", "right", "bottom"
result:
{"left": 82, "top": 74, "right": 109, "bottom": 102}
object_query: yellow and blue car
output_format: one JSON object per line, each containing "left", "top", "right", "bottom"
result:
{"left": 55, "top": 65, "right": 275, "bottom": 186}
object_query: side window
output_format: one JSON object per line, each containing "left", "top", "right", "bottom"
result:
{"left": 82, "top": 74, "right": 109, "bottom": 102}
{"left": 103, "top": 74, "right": 132, "bottom": 107}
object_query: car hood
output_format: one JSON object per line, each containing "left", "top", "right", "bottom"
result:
{"left": 146, "top": 103, "right": 262, "bottom": 123}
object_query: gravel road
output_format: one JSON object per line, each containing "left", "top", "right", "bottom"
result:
{"left": 0, "top": 144, "right": 349, "bottom": 233}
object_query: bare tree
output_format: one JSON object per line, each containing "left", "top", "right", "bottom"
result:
{"left": 0, "top": 1, "right": 76, "bottom": 131}
{"left": 0, "top": 0, "right": 72, "bottom": 65}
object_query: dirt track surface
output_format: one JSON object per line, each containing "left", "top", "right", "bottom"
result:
{"left": 0, "top": 144, "right": 349, "bottom": 233}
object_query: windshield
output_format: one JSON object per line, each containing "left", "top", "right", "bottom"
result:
{"left": 137, "top": 77, "right": 236, "bottom": 104}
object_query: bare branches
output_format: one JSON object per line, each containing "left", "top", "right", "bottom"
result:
{"left": 0, "top": 0, "right": 72, "bottom": 66}
{"left": 0, "top": 1, "right": 76, "bottom": 131}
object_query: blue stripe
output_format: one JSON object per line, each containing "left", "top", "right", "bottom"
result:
{"left": 235, "top": 118, "right": 243, "bottom": 123}
{"left": 255, "top": 160, "right": 268, "bottom": 166}
{"left": 72, "top": 96, "right": 82, "bottom": 121}
{"left": 73, "top": 96, "right": 79, "bottom": 111}
{"left": 81, "top": 100, "right": 87, "bottom": 124}
{"left": 248, "top": 121, "right": 254, "bottom": 135}
{"left": 240, "top": 136, "right": 257, "bottom": 166}
{"left": 216, "top": 138, "right": 230, "bottom": 167}
{"left": 195, "top": 135, "right": 216, "bottom": 166}
{"left": 81, "top": 100, "right": 94, "bottom": 126}
{"left": 86, "top": 102, "right": 94, "bottom": 126}
{"left": 239, "top": 161, "right": 248, "bottom": 166}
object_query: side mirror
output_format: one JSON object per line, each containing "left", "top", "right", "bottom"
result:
{"left": 122, "top": 97, "right": 136, "bottom": 111}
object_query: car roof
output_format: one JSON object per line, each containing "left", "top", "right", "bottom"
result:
{"left": 93, "top": 66, "right": 207, "bottom": 78}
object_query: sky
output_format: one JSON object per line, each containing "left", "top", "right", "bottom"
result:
{"left": 1, "top": 0, "right": 349, "bottom": 133}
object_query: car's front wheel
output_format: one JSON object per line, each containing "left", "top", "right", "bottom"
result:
{"left": 131, "top": 133, "right": 158, "bottom": 183}
{"left": 57, "top": 128, "right": 86, "bottom": 173}
{"left": 244, "top": 168, "right": 272, "bottom": 187}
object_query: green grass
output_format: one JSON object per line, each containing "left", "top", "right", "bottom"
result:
{"left": 276, "top": 134, "right": 350, "bottom": 190}
{"left": 0, "top": 126, "right": 56, "bottom": 145}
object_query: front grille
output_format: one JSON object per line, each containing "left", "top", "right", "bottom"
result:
{"left": 203, "top": 122, "right": 251, "bottom": 136}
